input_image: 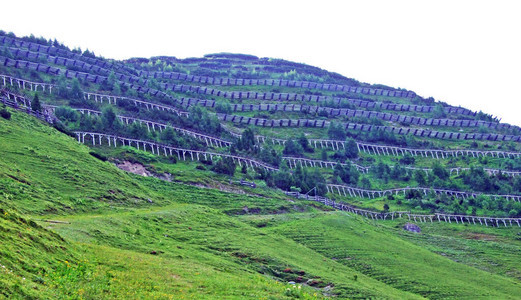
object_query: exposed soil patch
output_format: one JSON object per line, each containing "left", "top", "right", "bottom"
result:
{"left": 460, "top": 232, "right": 498, "bottom": 241}
{"left": 115, "top": 161, "right": 171, "bottom": 181}
{"left": 116, "top": 161, "right": 152, "bottom": 177}
{"left": 188, "top": 181, "right": 268, "bottom": 199}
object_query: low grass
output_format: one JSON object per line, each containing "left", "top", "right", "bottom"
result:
{"left": 262, "top": 211, "right": 521, "bottom": 299}
{"left": 3, "top": 108, "right": 521, "bottom": 299}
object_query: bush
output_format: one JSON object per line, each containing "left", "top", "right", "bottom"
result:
{"left": 0, "top": 108, "right": 11, "bottom": 119}
{"left": 55, "top": 106, "right": 79, "bottom": 123}
{"left": 89, "top": 151, "right": 107, "bottom": 161}
{"left": 405, "top": 189, "right": 423, "bottom": 200}
{"left": 53, "top": 121, "right": 76, "bottom": 137}
{"left": 399, "top": 154, "right": 415, "bottom": 165}
{"left": 215, "top": 101, "right": 232, "bottom": 114}
{"left": 283, "top": 140, "right": 303, "bottom": 156}
{"left": 328, "top": 122, "right": 346, "bottom": 140}
{"left": 211, "top": 157, "right": 236, "bottom": 176}
{"left": 31, "top": 93, "right": 42, "bottom": 112}
{"left": 297, "top": 134, "right": 313, "bottom": 153}
{"left": 344, "top": 138, "right": 358, "bottom": 159}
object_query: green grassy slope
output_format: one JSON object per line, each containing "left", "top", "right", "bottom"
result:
{"left": 0, "top": 108, "right": 418, "bottom": 298}
{"left": 2, "top": 106, "right": 521, "bottom": 298}
{"left": 261, "top": 212, "right": 521, "bottom": 298}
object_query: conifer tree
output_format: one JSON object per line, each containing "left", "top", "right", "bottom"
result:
{"left": 31, "top": 93, "right": 41, "bottom": 112}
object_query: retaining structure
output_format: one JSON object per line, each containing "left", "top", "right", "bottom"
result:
{"left": 325, "top": 184, "right": 521, "bottom": 202}
{"left": 136, "top": 70, "right": 417, "bottom": 98}
{"left": 74, "top": 131, "right": 276, "bottom": 171}
{"left": 287, "top": 192, "right": 521, "bottom": 227}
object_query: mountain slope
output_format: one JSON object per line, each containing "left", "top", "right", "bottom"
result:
{"left": 1, "top": 31, "right": 521, "bottom": 298}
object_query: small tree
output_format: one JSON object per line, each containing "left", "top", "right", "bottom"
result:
{"left": 56, "top": 75, "right": 69, "bottom": 99}
{"left": 160, "top": 127, "right": 176, "bottom": 143}
{"left": 321, "top": 149, "right": 328, "bottom": 161}
{"left": 344, "top": 137, "right": 358, "bottom": 159}
{"left": 55, "top": 106, "right": 79, "bottom": 123}
{"left": 215, "top": 101, "right": 232, "bottom": 114}
{"left": 283, "top": 140, "right": 303, "bottom": 156}
{"left": 399, "top": 154, "right": 415, "bottom": 165}
{"left": 297, "top": 134, "right": 313, "bottom": 153}
{"left": 328, "top": 122, "right": 346, "bottom": 140}
{"left": 237, "top": 127, "right": 256, "bottom": 152}
{"left": 433, "top": 104, "right": 447, "bottom": 118}
{"left": 273, "top": 170, "right": 293, "bottom": 190}
{"left": 103, "top": 71, "right": 117, "bottom": 91}
{"left": 211, "top": 157, "right": 236, "bottom": 176}
{"left": 69, "top": 78, "right": 83, "bottom": 104}
{"left": 360, "top": 177, "right": 372, "bottom": 189}
{"left": 31, "top": 93, "right": 41, "bottom": 112}
{"left": 414, "top": 170, "right": 427, "bottom": 186}
{"left": 101, "top": 106, "right": 120, "bottom": 131}
{"left": 432, "top": 161, "right": 449, "bottom": 180}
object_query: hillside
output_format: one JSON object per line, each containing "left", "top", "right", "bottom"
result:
{"left": 1, "top": 31, "right": 521, "bottom": 299}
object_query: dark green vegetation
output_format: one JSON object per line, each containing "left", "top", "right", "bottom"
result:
{"left": 1, "top": 31, "right": 521, "bottom": 298}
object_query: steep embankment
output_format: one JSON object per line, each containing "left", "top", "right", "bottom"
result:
{"left": 0, "top": 108, "right": 418, "bottom": 298}
{"left": 2, "top": 106, "right": 521, "bottom": 298}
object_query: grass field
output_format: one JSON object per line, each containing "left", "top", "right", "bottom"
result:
{"left": 2, "top": 108, "right": 521, "bottom": 298}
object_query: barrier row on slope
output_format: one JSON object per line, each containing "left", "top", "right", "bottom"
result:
{"left": 135, "top": 70, "right": 417, "bottom": 98}
{"left": 44, "top": 102, "right": 521, "bottom": 177}
{"left": 286, "top": 192, "right": 521, "bottom": 227}
{"left": 178, "top": 99, "right": 510, "bottom": 132}
{"left": 5, "top": 78, "right": 521, "bottom": 164}
{"left": 283, "top": 155, "right": 521, "bottom": 177}
{"left": 73, "top": 130, "right": 521, "bottom": 203}
{"left": 0, "top": 55, "right": 186, "bottom": 103}
{"left": 5, "top": 82, "right": 521, "bottom": 160}
{"left": 0, "top": 74, "right": 189, "bottom": 116}
{"left": 325, "top": 184, "right": 521, "bottom": 202}
{"left": 217, "top": 113, "right": 521, "bottom": 143}
{"left": 0, "top": 45, "right": 482, "bottom": 122}
{"left": 1, "top": 73, "right": 488, "bottom": 133}
{"left": 4, "top": 46, "right": 114, "bottom": 78}
{"left": 75, "top": 88, "right": 521, "bottom": 160}
{"left": 0, "top": 63, "right": 477, "bottom": 122}
{"left": 249, "top": 134, "right": 521, "bottom": 159}
{"left": 6, "top": 89, "right": 520, "bottom": 213}
{"left": 4, "top": 60, "right": 513, "bottom": 145}
{"left": 73, "top": 89, "right": 521, "bottom": 159}
{"left": 0, "top": 36, "right": 415, "bottom": 99}
{"left": 0, "top": 35, "right": 117, "bottom": 71}
{"left": 43, "top": 105, "right": 231, "bottom": 148}
{"left": 8, "top": 39, "right": 509, "bottom": 133}
{"left": 180, "top": 94, "right": 479, "bottom": 117}
{"left": 156, "top": 82, "right": 475, "bottom": 117}
{"left": 1, "top": 71, "right": 511, "bottom": 141}
{"left": 74, "top": 131, "right": 277, "bottom": 171}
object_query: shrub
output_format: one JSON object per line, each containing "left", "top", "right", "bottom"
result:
{"left": 283, "top": 140, "right": 303, "bottom": 156}
{"left": 328, "top": 122, "right": 346, "bottom": 140}
{"left": 344, "top": 138, "right": 358, "bottom": 159}
{"left": 55, "top": 106, "right": 79, "bottom": 123}
{"left": 211, "top": 157, "right": 236, "bottom": 176}
{"left": 89, "top": 151, "right": 107, "bottom": 161}
{"left": 53, "top": 121, "right": 76, "bottom": 137}
{"left": 0, "top": 108, "right": 11, "bottom": 119}
{"left": 31, "top": 93, "right": 42, "bottom": 112}
{"left": 215, "top": 101, "right": 232, "bottom": 114}
{"left": 399, "top": 154, "right": 415, "bottom": 165}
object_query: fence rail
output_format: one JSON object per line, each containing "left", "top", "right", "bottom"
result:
{"left": 286, "top": 192, "right": 521, "bottom": 227}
